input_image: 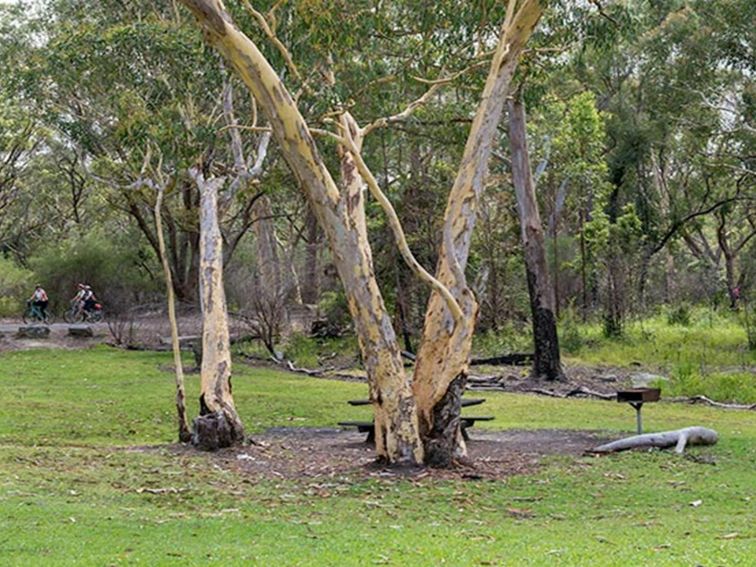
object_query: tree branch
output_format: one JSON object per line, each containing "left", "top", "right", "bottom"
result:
{"left": 339, "top": 126, "right": 465, "bottom": 328}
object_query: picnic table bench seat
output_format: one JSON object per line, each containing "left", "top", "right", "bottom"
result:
{"left": 337, "top": 420, "right": 375, "bottom": 443}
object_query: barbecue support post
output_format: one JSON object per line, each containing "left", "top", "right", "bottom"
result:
{"left": 630, "top": 402, "right": 643, "bottom": 434}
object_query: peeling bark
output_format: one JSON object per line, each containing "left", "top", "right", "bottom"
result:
{"left": 191, "top": 169, "right": 245, "bottom": 450}
{"left": 423, "top": 374, "right": 468, "bottom": 468}
{"left": 179, "top": 0, "right": 422, "bottom": 464}
{"left": 177, "top": 0, "right": 541, "bottom": 466}
{"left": 507, "top": 97, "right": 563, "bottom": 381}
{"left": 413, "top": 1, "right": 543, "bottom": 465}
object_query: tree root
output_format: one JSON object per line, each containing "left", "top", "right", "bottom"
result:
{"left": 589, "top": 426, "right": 718, "bottom": 454}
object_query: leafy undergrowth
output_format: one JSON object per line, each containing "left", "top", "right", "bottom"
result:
{"left": 562, "top": 310, "right": 754, "bottom": 370}
{"left": 256, "top": 309, "right": 756, "bottom": 403}
{"left": 1, "top": 347, "right": 754, "bottom": 565}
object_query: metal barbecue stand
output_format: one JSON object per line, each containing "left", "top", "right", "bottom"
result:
{"left": 616, "top": 388, "right": 661, "bottom": 434}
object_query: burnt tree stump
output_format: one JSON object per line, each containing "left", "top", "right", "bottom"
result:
{"left": 191, "top": 410, "right": 244, "bottom": 451}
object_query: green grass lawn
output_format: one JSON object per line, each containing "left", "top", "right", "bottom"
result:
{"left": 1, "top": 347, "right": 754, "bottom": 565}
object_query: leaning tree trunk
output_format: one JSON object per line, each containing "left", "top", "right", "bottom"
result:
{"left": 154, "top": 185, "right": 192, "bottom": 443}
{"left": 412, "top": 1, "right": 543, "bottom": 467}
{"left": 507, "top": 97, "right": 563, "bottom": 381}
{"left": 191, "top": 172, "right": 245, "bottom": 450}
{"left": 179, "top": 0, "right": 422, "bottom": 464}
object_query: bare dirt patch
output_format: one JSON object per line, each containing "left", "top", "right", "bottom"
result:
{"left": 139, "top": 427, "right": 615, "bottom": 482}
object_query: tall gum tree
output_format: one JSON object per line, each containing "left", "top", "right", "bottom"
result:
{"left": 178, "top": 0, "right": 542, "bottom": 465}
{"left": 190, "top": 168, "right": 246, "bottom": 449}
{"left": 507, "top": 96, "right": 563, "bottom": 381}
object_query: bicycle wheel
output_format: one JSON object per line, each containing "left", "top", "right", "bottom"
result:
{"left": 90, "top": 310, "right": 104, "bottom": 323}
{"left": 64, "top": 308, "right": 79, "bottom": 324}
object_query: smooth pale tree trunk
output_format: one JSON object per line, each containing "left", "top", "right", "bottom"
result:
{"left": 507, "top": 97, "right": 563, "bottom": 381}
{"left": 412, "top": 2, "right": 543, "bottom": 466}
{"left": 191, "top": 171, "right": 245, "bottom": 450}
{"left": 334, "top": 112, "right": 422, "bottom": 461}
{"left": 179, "top": 0, "right": 422, "bottom": 464}
{"left": 154, "top": 185, "right": 192, "bottom": 443}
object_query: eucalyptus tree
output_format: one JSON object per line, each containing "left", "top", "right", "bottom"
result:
{"left": 12, "top": 0, "right": 275, "bottom": 303}
{"left": 574, "top": 0, "right": 755, "bottom": 310}
{"left": 0, "top": 99, "right": 38, "bottom": 254}
{"left": 177, "top": 0, "right": 542, "bottom": 465}
{"left": 507, "top": 95, "right": 563, "bottom": 379}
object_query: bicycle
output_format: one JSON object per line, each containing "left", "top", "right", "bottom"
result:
{"left": 64, "top": 301, "right": 104, "bottom": 324}
{"left": 23, "top": 300, "right": 53, "bottom": 325}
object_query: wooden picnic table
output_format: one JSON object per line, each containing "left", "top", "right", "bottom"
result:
{"left": 340, "top": 398, "right": 492, "bottom": 443}
{"left": 347, "top": 398, "right": 486, "bottom": 408}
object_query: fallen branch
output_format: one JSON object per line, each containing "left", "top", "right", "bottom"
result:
{"left": 524, "top": 386, "right": 615, "bottom": 400}
{"left": 284, "top": 359, "right": 326, "bottom": 376}
{"left": 590, "top": 426, "right": 718, "bottom": 454}
{"left": 683, "top": 395, "right": 756, "bottom": 411}
{"left": 136, "top": 487, "right": 187, "bottom": 495}
{"left": 567, "top": 386, "right": 616, "bottom": 400}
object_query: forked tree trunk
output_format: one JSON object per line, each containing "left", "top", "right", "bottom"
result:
{"left": 179, "top": 0, "right": 422, "bottom": 464}
{"left": 412, "top": 2, "right": 543, "bottom": 466}
{"left": 154, "top": 186, "right": 192, "bottom": 443}
{"left": 178, "top": 0, "right": 541, "bottom": 466}
{"left": 191, "top": 171, "right": 245, "bottom": 450}
{"left": 507, "top": 97, "right": 563, "bottom": 381}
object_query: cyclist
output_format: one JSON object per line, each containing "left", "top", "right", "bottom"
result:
{"left": 82, "top": 285, "right": 98, "bottom": 314}
{"left": 28, "top": 285, "right": 49, "bottom": 320}
{"left": 71, "top": 283, "right": 87, "bottom": 314}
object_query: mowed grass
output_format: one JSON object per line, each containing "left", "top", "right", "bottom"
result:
{"left": 1, "top": 347, "right": 754, "bottom": 566}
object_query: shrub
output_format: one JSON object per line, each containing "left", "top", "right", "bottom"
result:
{"left": 558, "top": 306, "right": 584, "bottom": 353}
{"left": 315, "top": 290, "right": 351, "bottom": 338}
{"left": 0, "top": 256, "right": 33, "bottom": 316}
{"left": 667, "top": 303, "right": 691, "bottom": 326}
{"left": 663, "top": 363, "right": 756, "bottom": 404}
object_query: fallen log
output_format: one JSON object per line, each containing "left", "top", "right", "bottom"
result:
{"left": 470, "top": 353, "right": 533, "bottom": 366}
{"left": 590, "top": 426, "right": 718, "bottom": 454}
